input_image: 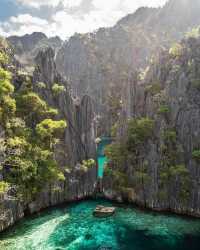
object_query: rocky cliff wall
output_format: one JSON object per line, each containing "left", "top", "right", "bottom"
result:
{"left": 55, "top": 0, "right": 200, "bottom": 136}
{"left": 103, "top": 36, "right": 200, "bottom": 217}
{"left": 0, "top": 47, "right": 97, "bottom": 232}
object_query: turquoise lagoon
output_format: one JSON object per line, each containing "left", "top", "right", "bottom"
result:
{"left": 1, "top": 199, "right": 200, "bottom": 250}
{"left": 97, "top": 137, "right": 112, "bottom": 178}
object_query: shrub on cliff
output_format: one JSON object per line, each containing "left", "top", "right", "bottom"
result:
{"left": 145, "top": 82, "right": 161, "bottom": 96}
{"left": 16, "top": 92, "right": 59, "bottom": 126}
{"left": 0, "top": 181, "right": 9, "bottom": 194}
{"left": 0, "top": 48, "right": 67, "bottom": 201}
{"left": 0, "top": 68, "right": 13, "bottom": 96}
{"left": 185, "top": 27, "right": 200, "bottom": 39}
{"left": 105, "top": 142, "right": 127, "bottom": 167}
{"left": 192, "top": 150, "right": 200, "bottom": 161}
{"left": 36, "top": 82, "right": 46, "bottom": 89}
{"left": 0, "top": 55, "right": 16, "bottom": 123}
{"left": 127, "top": 117, "right": 154, "bottom": 151}
{"left": 158, "top": 105, "right": 170, "bottom": 115}
{"left": 52, "top": 83, "right": 66, "bottom": 95}
{"left": 36, "top": 119, "right": 67, "bottom": 148}
{"left": 159, "top": 127, "right": 190, "bottom": 202}
{"left": 105, "top": 117, "right": 155, "bottom": 194}
{"left": 80, "top": 159, "right": 96, "bottom": 172}
{"left": 169, "top": 43, "right": 184, "bottom": 57}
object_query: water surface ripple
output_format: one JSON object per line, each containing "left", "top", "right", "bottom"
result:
{"left": 1, "top": 200, "right": 200, "bottom": 250}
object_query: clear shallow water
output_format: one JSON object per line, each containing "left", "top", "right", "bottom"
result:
{"left": 97, "top": 137, "right": 111, "bottom": 178}
{"left": 98, "top": 156, "right": 107, "bottom": 178}
{"left": 1, "top": 200, "right": 200, "bottom": 250}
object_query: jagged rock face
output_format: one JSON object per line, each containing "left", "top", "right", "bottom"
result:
{"left": 104, "top": 36, "right": 200, "bottom": 217}
{"left": 119, "top": 0, "right": 200, "bottom": 34}
{"left": 78, "top": 95, "right": 96, "bottom": 159}
{"left": 34, "top": 48, "right": 60, "bottom": 89}
{"left": 55, "top": 0, "right": 200, "bottom": 135}
{"left": 8, "top": 32, "right": 62, "bottom": 70}
{"left": 56, "top": 24, "right": 162, "bottom": 100}
{"left": 0, "top": 196, "right": 24, "bottom": 232}
{"left": 157, "top": 0, "right": 200, "bottom": 33}
{"left": 1, "top": 0, "right": 200, "bottom": 232}
{"left": 56, "top": 0, "right": 200, "bottom": 100}
{"left": 33, "top": 47, "right": 96, "bottom": 164}
{"left": 33, "top": 48, "right": 97, "bottom": 213}
{"left": 0, "top": 166, "right": 97, "bottom": 231}
{"left": 27, "top": 167, "right": 97, "bottom": 214}
{"left": 8, "top": 32, "right": 47, "bottom": 54}
{"left": 0, "top": 47, "right": 97, "bottom": 232}
{"left": 6, "top": 1, "right": 200, "bottom": 136}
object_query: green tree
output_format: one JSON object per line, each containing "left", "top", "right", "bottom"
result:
{"left": 36, "top": 119, "right": 67, "bottom": 148}
{"left": 105, "top": 143, "right": 127, "bottom": 167}
{"left": 0, "top": 68, "right": 14, "bottom": 97}
{"left": 127, "top": 117, "right": 154, "bottom": 151}
{"left": 0, "top": 67, "right": 16, "bottom": 123}
{"left": 52, "top": 83, "right": 66, "bottom": 95}
{"left": 0, "top": 181, "right": 9, "bottom": 194}
{"left": 159, "top": 129, "right": 190, "bottom": 202}
{"left": 16, "top": 92, "right": 59, "bottom": 125}
{"left": 192, "top": 149, "right": 200, "bottom": 161}
{"left": 169, "top": 43, "right": 184, "bottom": 57}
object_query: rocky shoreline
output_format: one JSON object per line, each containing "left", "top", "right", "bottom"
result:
{"left": 103, "top": 189, "right": 200, "bottom": 219}
{"left": 0, "top": 167, "right": 96, "bottom": 232}
{"left": 2, "top": 181, "right": 200, "bottom": 234}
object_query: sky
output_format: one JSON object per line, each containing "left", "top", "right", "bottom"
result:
{"left": 0, "top": 0, "right": 168, "bottom": 39}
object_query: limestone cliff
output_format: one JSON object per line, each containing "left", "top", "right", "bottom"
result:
{"left": 104, "top": 34, "right": 200, "bottom": 217}
{"left": 57, "top": 0, "right": 200, "bottom": 93}
{"left": 1, "top": 0, "right": 200, "bottom": 232}
{"left": 8, "top": 32, "right": 62, "bottom": 71}
{"left": 0, "top": 45, "right": 97, "bottom": 232}
{"left": 55, "top": 0, "right": 200, "bottom": 135}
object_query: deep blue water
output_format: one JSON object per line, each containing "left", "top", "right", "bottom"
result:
{"left": 1, "top": 199, "right": 200, "bottom": 250}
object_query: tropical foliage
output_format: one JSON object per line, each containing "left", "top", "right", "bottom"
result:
{"left": 0, "top": 48, "right": 67, "bottom": 201}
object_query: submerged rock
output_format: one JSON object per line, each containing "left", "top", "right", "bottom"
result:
{"left": 85, "top": 233, "right": 93, "bottom": 240}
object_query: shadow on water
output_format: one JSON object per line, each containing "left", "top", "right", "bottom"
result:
{"left": 1, "top": 199, "right": 200, "bottom": 250}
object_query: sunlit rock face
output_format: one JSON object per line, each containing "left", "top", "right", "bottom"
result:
{"left": 29, "top": 47, "right": 97, "bottom": 211}
{"left": 33, "top": 47, "right": 96, "bottom": 165}
{"left": 1, "top": 0, "right": 200, "bottom": 234}
{"left": 55, "top": 0, "right": 200, "bottom": 135}
{"left": 104, "top": 35, "right": 200, "bottom": 217}
{"left": 0, "top": 47, "right": 97, "bottom": 232}
{"left": 56, "top": 0, "right": 200, "bottom": 97}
